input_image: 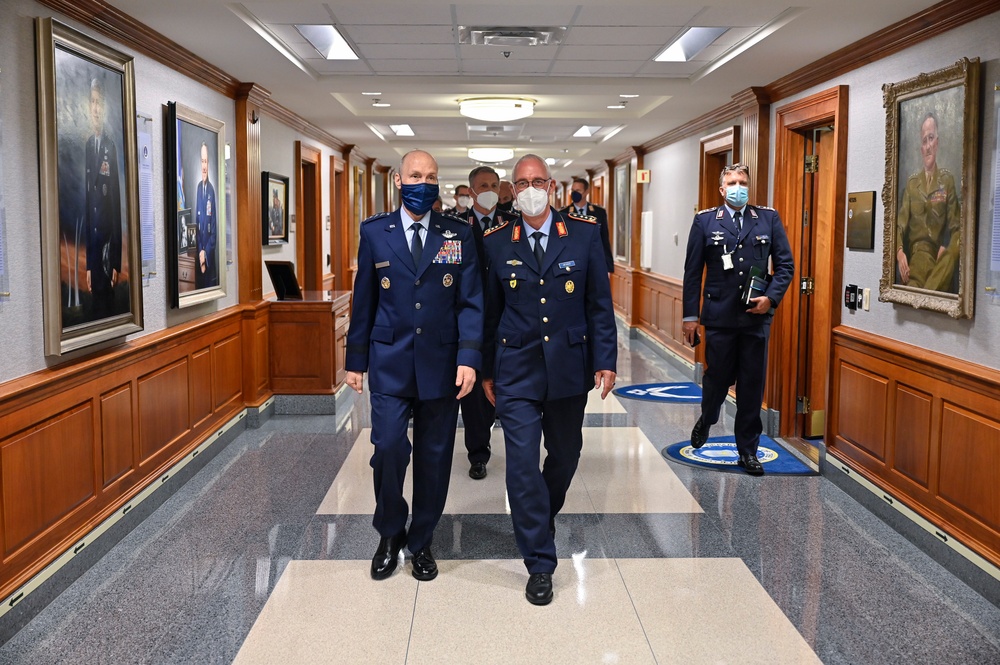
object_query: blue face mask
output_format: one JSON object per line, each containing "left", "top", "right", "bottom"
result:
{"left": 400, "top": 182, "right": 440, "bottom": 216}
{"left": 571, "top": 190, "right": 583, "bottom": 204}
{"left": 724, "top": 184, "right": 749, "bottom": 209}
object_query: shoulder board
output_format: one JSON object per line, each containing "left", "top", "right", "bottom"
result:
{"left": 559, "top": 205, "right": 572, "bottom": 213}
{"left": 752, "top": 205, "right": 775, "bottom": 211}
{"left": 938, "top": 167, "right": 954, "bottom": 176}
{"left": 567, "top": 212, "right": 597, "bottom": 224}
{"left": 362, "top": 212, "right": 391, "bottom": 224}
{"left": 696, "top": 206, "right": 719, "bottom": 216}
{"left": 440, "top": 212, "right": 467, "bottom": 223}
{"left": 483, "top": 220, "right": 510, "bottom": 236}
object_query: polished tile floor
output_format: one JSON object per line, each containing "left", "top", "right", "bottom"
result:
{"left": 1, "top": 332, "right": 999, "bottom": 664}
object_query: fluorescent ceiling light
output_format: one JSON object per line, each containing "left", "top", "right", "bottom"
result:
{"left": 563, "top": 160, "right": 574, "bottom": 167}
{"left": 295, "top": 24, "right": 358, "bottom": 60}
{"left": 619, "top": 94, "right": 640, "bottom": 98}
{"left": 655, "top": 26, "right": 727, "bottom": 62}
{"left": 460, "top": 98, "right": 534, "bottom": 122}
{"left": 692, "top": 8, "right": 804, "bottom": 82}
{"left": 601, "top": 126, "right": 625, "bottom": 143}
{"left": 607, "top": 103, "right": 626, "bottom": 109}
{"left": 389, "top": 124, "right": 414, "bottom": 136}
{"left": 468, "top": 147, "right": 515, "bottom": 163}
{"left": 229, "top": 5, "right": 315, "bottom": 79}
{"left": 573, "top": 126, "right": 601, "bottom": 138}
{"left": 544, "top": 157, "right": 556, "bottom": 166}
{"left": 372, "top": 101, "right": 391, "bottom": 108}
{"left": 361, "top": 91, "right": 382, "bottom": 96}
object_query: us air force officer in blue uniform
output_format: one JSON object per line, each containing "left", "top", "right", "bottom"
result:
{"left": 345, "top": 150, "right": 483, "bottom": 582}
{"left": 85, "top": 78, "right": 122, "bottom": 321}
{"left": 194, "top": 143, "right": 218, "bottom": 289}
{"left": 458, "top": 165, "right": 517, "bottom": 481}
{"left": 682, "top": 163, "right": 794, "bottom": 475}
{"left": 482, "top": 154, "right": 617, "bottom": 605}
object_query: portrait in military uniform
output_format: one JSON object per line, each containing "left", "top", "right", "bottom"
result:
{"left": 167, "top": 102, "right": 227, "bottom": 308}
{"left": 36, "top": 18, "right": 143, "bottom": 355}
{"left": 261, "top": 172, "right": 289, "bottom": 244}
{"left": 880, "top": 57, "right": 979, "bottom": 319}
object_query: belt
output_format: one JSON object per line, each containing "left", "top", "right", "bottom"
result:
{"left": 909, "top": 239, "right": 937, "bottom": 256}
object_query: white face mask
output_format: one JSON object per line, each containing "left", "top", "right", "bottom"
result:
{"left": 516, "top": 186, "right": 550, "bottom": 217}
{"left": 475, "top": 190, "right": 498, "bottom": 210}
{"left": 456, "top": 195, "right": 473, "bottom": 209}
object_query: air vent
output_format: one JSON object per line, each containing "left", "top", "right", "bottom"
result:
{"left": 459, "top": 26, "right": 566, "bottom": 47}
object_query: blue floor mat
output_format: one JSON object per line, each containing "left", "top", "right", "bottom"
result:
{"left": 662, "top": 435, "right": 818, "bottom": 475}
{"left": 613, "top": 382, "right": 702, "bottom": 403}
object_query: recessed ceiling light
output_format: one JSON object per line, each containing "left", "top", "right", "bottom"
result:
{"left": 362, "top": 91, "right": 382, "bottom": 96}
{"left": 495, "top": 168, "right": 507, "bottom": 178}
{"left": 573, "top": 126, "right": 601, "bottom": 137}
{"left": 372, "top": 101, "right": 391, "bottom": 108}
{"left": 295, "top": 24, "right": 359, "bottom": 60}
{"left": 468, "top": 147, "right": 514, "bottom": 162}
{"left": 655, "top": 26, "right": 727, "bottom": 62}
{"left": 544, "top": 157, "right": 557, "bottom": 165}
{"left": 460, "top": 98, "right": 535, "bottom": 122}
{"left": 619, "top": 94, "right": 639, "bottom": 98}
{"left": 607, "top": 103, "right": 626, "bottom": 110}
{"left": 389, "top": 124, "right": 414, "bottom": 136}
{"left": 445, "top": 184, "right": 455, "bottom": 190}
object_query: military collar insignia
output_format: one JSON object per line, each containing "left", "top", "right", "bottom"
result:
{"left": 506, "top": 259, "right": 523, "bottom": 266}
{"left": 715, "top": 208, "right": 725, "bottom": 219}
{"left": 555, "top": 221, "right": 568, "bottom": 237}
{"left": 749, "top": 208, "right": 759, "bottom": 219}
{"left": 441, "top": 229, "right": 457, "bottom": 239}
{"left": 511, "top": 224, "right": 522, "bottom": 242}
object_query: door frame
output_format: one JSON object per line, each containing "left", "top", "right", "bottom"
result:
{"left": 771, "top": 85, "right": 848, "bottom": 440}
{"left": 295, "top": 141, "right": 323, "bottom": 290}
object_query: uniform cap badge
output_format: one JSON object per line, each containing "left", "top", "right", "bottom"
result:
{"left": 381, "top": 276, "right": 390, "bottom": 289}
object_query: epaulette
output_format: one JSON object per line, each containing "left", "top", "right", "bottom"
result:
{"left": 483, "top": 220, "right": 510, "bottom": 236}
{"left": 696, "top": 206, "right": 719, "bottom": 216}
{"left": 567, "top": 212, "right": 597, "bottom": 224}
{"left": 752, "top": 205, "right": 775, "bottom": 211}
{"left": 362, "top": 211, "right": 391, "bottom": 224}
{"left": 441, "top": 212, "right": 466, "bottom": 223}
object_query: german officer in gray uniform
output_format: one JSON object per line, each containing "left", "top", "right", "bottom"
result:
{"left": 481, "top": 154, "right": 617, "bottom": 606}
{"left": 345, "top": 150, "right": 483, "bottom": 583}
{"left": 682, "top": 163, "right": 794, "bottom": 475}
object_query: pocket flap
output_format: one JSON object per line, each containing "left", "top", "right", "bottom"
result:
{"left": 370, "top": 325, "right": 394, "bottom": 343}
{"left": 498, "top": 330, "right": 522, "bottom": 348}
{"left": 567, "top": 325, "right": 588, "bottom": 345}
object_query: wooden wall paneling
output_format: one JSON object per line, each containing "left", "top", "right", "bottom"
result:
{"left": 937, "top": 403, "right": 1000, "bottom": 532}
{"left": 240, "top": 300, "right": 271, "bottom": 406}
{"left": 632, "top": 271, "right": 692, "bottom": 363}
{"left": 269, "top": 301, "right": 335, "bottom": 393}
{"left": 235, "top": 84, "right": 269, "bottom": 304}
{"left": 213, "top": 333, "right": 244, "bottom": 411}
{"left": 100, "top": 384, "right": 135, "bottom": 487}
{"left": 295, "top": 142, "right": 324, "bottom": 291}
{"left": 835, "top": 361, "right": 888, "bottom": 462}
{"left": 1, "top": 403, "right": 96, "bottom": 557}
{"left": 892, "top": 384, "right": 932, "bottom": 488}
{"left": 189, "top": 348, "right": 213, "bottom": 431}
{"left": 330, "top": 156, "right": 348, "bottom": 292}
{"left": 138, "top": 360, "right": 191, "bottom": 465}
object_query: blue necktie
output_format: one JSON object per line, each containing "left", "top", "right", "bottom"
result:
{"left": 410, "top": 223, "right": 423, "bottom": 265}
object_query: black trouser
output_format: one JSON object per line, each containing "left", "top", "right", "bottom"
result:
{"left": 459, "top": 380, "right": 494, "bottom": 464}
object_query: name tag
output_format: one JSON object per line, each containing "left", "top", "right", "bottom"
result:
{"left": 375, "top": 261, "right": 390, "bottom": 269}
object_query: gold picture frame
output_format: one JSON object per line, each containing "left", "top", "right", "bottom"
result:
{"left": 879, "top": 57, "right": 980, "bottom": 319}
{"left": 36, "top": 17, "right": 143, "bottom": 356}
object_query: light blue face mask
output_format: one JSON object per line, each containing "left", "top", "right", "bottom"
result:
{"left": 725, "top": 184, "right": 749, "bottom": 209}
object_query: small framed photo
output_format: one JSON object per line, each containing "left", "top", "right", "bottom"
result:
{"left": 262, "top": 172, "right": 289, "bottom": 244}
{"left": 165, "top": 101, "right": 227, "bottom": 308}
{"left": 35, "top": 18, "right": 144, "bottom": 356}
{"left": 879, "top": 57, "right": 980, "bottom": 319}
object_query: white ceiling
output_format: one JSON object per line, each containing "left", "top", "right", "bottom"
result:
{"left": 108, "top": 1, "right": 938, "bottom": 189}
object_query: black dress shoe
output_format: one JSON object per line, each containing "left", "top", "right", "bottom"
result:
{"left": 691, "top": 415, "right": 710, "bottom": 449}
{"left": 737, "top": 453, "right": 764, "bottom": 476}
{"left": 370, "top": 531, "right": 406, "bottom": 580}
{"left": 411, "top": 547, "right": 438, "bottom": 581}
{"left": 469, "top": 462, "right": 487, "bottom": 480}
{"left": 525, "top": 573, "right": 553, "bottom": 605}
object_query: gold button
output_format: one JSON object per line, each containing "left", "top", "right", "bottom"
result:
{"left": 543, "top": 317, "right": 548, "bottom": 323}
{"left": 540, "top": 297, "right": 546, "bottom": 304}
{"left": 502, "top": 338, "right": 506, "bottom": 344}
{"left": 544, "top": 336, "right": 550, "bottom": 342}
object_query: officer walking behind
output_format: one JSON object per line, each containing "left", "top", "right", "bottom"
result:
{"left": 682, "top": 163, "right": 794, "bottom": 475}
{"left": 560, "top": 177, "right": 614, "bottom": 274}
{"left": 481, "top": 154, "right": 617, "bottom": 605}
{"left": 345, "top": 149, "right": 483, "bottom": 582}
{"left": 459, "top": 165, "right": 516, "bottom": 480}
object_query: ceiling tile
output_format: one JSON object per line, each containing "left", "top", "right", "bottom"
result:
{"left": 356, "top": 44, "right": 457, "bottom": 60}
{"left": 459, "top": 44, "right": 558, "bottom": 61}
{"left": 460, "top": 59, "right": 553, "bottom": 75}
{"left": 563, "top": 26, "right": 680, "bottom": 46}
{"left": 331, "top": 4, "right": 454, "bottom": 25}
{"left": 454, "top": 6, "right": 578, "bottom": 26}
{"left": 557, "top": 44, "right": 659, "bottom": 61}
{"left": 243, "top": 2, "right": 333, "bottom": 24}
{"left": 366, "top": 59, "right": 461, "bottom": 74}
{"left": 344, "top": 24, "right": 455, "bottom": 45}
{"left": 695, "top": 6, "right": 787, "bottom": 28}
{"left": 574, "top": 6, "right": 701, "bottom": 27}
{"left": 550, "top": 60, "right": 645, "bottom": 76}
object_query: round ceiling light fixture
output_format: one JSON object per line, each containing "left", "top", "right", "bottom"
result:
{"left": 459, "top": 98, "right": 535, "bottom": 122}
{"left": 467, "top": 147, "right": 515, "bottom": 163}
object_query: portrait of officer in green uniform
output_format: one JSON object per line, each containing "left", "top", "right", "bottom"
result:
{"left": 895, "top": 111, "right": 961, "bottom": 293}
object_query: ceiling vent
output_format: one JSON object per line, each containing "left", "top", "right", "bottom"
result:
{"left": 459, "top": 26, "right": 566, "bottom": 47}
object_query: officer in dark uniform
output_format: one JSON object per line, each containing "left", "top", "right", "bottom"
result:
{"left": 84, "top": 78, "right": 122, "bottom": 320}
{"left": 682, "top": 163, "right": 794, "bottom": 475}
{"left": 458, "top": 165, "right": 516, "bottom": 480}
{"left": 482, "top": 154, "right": 617, "bottom": 606}
{"left": 345, "top": 150, "right": 483, "bottom": 583}
{"left": 560, "top": 177, "right": 614, "bottom": 273}
{"left": 443, "top": 184, "right": 471, "bottom": 217}
{"left": 194, "top": 143, "right": 218, "bottom": 289}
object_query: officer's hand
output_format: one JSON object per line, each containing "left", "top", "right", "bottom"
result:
{"left": 199, "top": 250, "right": 207, "bottom": 273}
{"left": 595, "top": 370, "right": 617, "bottom": 400}
{"left": 482, "top": 379, "right": 496, "bottom": 406}
{"left": 682, "top": 321, "right": 700, "bottom": 346}
{"left": 455, "top": 365, "right": 476, "bottom": 399}
{"left": 345, "top": 371, "right": 364, "bottom": 394}
{"left": 86, "top": 270, "right": 92, "bottom": 292}
{"left": 111, "top": 269, "right": 118, "bottom": 288}
{"left": 746, "top": 296, "right": 771, "bottom": 315}
{"left": 897, "top": 248, "right": 910, "bottom": 284}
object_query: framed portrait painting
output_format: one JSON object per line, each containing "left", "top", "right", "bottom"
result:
{"left": 879, "top": 57, "right": 980, "bottom": 319}
{"left": 262, "top": 172, "right": 289, "bottom": 244}
{"left": 614, "top": 161, "right": 632, "bottom": 263}
{"left": 166, "top": 102, "right": 227, "bottom": 308}
{"left": 36, "top": 18, "right": 143, "bottom": 356}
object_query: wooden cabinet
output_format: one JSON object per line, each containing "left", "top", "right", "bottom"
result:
{"left": 268, "top": 291, "right": 351, "bottom": 394}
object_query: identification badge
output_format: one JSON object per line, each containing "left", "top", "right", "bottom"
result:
{"left": 722, "top": 253, "right": 734, "bottom": 271}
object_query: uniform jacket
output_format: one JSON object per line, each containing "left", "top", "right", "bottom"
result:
{"left": 459, "top": 208, "right": 517, "bottom": 286}
{"left": 559, "top": 202, "right": 614, "bottom": 273}
{"left": 682, "top": 204, "right": 794, "bottom": 328}
{"left": 482, "top": 208, "right": 617, "bottom": 401}
{"left": 85, "top": 131, "right": 122, "bottom": 288}
{"left": 346, "top": 208, "right": 483, "bottom": 400}
{"left": 195, "top": 179, "right": 218, "bottom": 285}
